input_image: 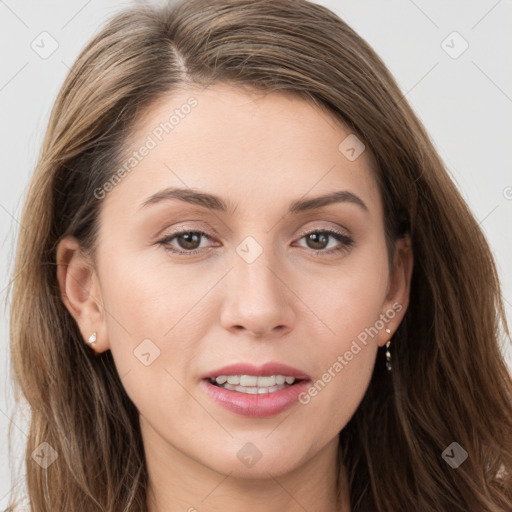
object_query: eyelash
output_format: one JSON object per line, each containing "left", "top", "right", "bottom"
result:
{"left": 157, "top": 228, "right": 353, "bottom": 257}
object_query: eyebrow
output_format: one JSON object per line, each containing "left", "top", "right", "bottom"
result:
{"left": 139, "top": 187, "right": 368, "bottom": 215}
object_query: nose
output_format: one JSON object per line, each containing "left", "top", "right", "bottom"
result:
{"left": 219, "top": 245, "right": 295, "bottom": 339}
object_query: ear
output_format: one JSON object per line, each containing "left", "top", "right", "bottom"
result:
{"left": 377, "top": 234, "right": 413, "bottom": 347}
{"left": 56, "top": 236, "right": 109, "bottom": 353}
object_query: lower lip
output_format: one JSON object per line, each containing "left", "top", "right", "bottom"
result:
{"left": 201, "top": 378, "right": 311, "bottom": 418}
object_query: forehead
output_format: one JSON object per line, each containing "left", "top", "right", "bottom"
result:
{"left": 102, "top": 83, "right": 381, "bottom": 219}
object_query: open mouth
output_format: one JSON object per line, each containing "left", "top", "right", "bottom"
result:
{"left": 205, "top": 375, "right": 308, "bottom": 395}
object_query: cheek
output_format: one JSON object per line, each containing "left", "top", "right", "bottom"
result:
{"left": 98, "top": 245, "right": 220, "bottom": 340}
{"left": 295, "top": 288, "right": 381, "bottom": 437}
{"left": 297, "top": 347, "right": 376, "bottom": 443}
{"left": 291, "top": 245, "right": 388, "bottom": 429}
{"left": 95, "top": 246, "right": 220, "bottom": 411}
{"left": 293, "top": 239, "right": 389, "bottom": 345}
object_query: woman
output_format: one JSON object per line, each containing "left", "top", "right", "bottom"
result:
{"left": 6, "top": 0, "right": 512, "bottom": 510}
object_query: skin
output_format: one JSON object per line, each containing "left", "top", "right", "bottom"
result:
{"left": 57, "top": 83, "right": 413, "bottom": 512}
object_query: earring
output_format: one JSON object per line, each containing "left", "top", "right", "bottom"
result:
{"left": 87, "top": 332, "right": 97, "bottom": 348}
{"left": 385, "top": 328, "right": 392, "bottom": 371}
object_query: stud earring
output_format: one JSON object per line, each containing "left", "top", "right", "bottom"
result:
{"left": 87, "top": 332, "right": 97, "bottom": 348}
{"left": 385, "top": 328, "right": 392, "bottom": 371}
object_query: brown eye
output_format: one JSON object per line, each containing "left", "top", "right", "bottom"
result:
{"left": 305, "top": 232, "right": 330, "bottom": 250}
{"left": 158, "top": 230, "right": 213, "bottom": 254}
{"left": 174, "top": 232, "right": 202, "bottom": 250}
{"left": 296, "top": 229, "right": 353, "bottom": 255}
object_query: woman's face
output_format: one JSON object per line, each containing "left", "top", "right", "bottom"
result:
{"left": 63, "top": 83, "right": 411, "bottom": 480}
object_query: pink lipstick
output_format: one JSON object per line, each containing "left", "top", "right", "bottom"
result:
{"left": 200, "top": 362, "right": 311, "bottom": 418}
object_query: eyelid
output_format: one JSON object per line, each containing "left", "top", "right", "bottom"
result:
{"left": 297, "top": 225, "right": 350, "bottom": 239}
{"left": 156, "top": 222, "right": 216, "bottom": 240}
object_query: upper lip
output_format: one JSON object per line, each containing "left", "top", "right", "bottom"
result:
{"left": 201, "top": 362, "right": 311, "bottom": 380}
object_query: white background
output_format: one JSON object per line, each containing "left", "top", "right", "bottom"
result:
{"left": 1, "top": 0, "right": 511, "bottom": 507}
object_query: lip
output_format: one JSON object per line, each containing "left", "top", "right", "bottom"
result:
{"left": 200, "top": 378, "right": 311, "bottom": 418}
{"left": 200, "top": 362, "right": 311, "bottom": 380}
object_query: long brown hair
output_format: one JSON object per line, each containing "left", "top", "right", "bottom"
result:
{"left": 7, "top": 0, "right": 512, "bottom": 510}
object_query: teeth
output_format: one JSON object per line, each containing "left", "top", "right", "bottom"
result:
{"left": 223, "top": 383, "right": 289, "bottom": 394}
{"left": 212, "top": 374, "right": 297, "bottom": 387}
{"left": 239, "top": 375, "right": 258, "bottom": 386}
